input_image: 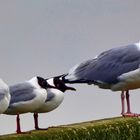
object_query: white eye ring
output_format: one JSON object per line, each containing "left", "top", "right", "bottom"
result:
{"left": 46, "top": 78, "right": 55, "bottom": 87}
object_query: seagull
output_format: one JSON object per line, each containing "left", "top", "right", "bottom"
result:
{"left": 32, "top": 75, "right": 76, "bottom": 130}
{"left": 4, "top": 76, "right": 48, "bottom": 134}
{"left": 61, "top": 42, "right": 140, "bottom": 117}
{"left": 0, "top": 78, "right": 10, "bottom": 114}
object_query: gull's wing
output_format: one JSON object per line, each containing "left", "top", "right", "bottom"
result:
{"left": 65, "top": 44, "right": 140, "bottom": 84}
{"left": 9, "top": 82, "right": 36, "bottom": 104}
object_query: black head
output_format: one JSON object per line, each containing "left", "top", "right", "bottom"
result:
{"left": 37, "top": 76, "right": 48, "bottom": 89}
{"left": 53, "top": 77, "right": 76, "bottom": 92}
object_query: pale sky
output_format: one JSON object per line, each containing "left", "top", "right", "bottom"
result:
{"left": 0, "top": 0, "right": 140, "bottom": 134}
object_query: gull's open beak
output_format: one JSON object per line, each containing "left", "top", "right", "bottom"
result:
{"left": 65, "top": 85, "right": 76, "bottom": 91}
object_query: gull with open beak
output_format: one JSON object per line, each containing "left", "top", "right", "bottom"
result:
{"left": 32, "top": 75, "right": 76, "bottom": 130}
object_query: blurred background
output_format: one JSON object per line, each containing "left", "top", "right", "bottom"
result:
{"left": 0, "top": 0, "right": 140, "bottom": 135}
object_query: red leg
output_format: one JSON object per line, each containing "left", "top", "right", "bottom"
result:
{"left": 16, "top": 113, "right": 31, "bottom": 134}
{"left": 34, "top": 113, "right": 39, "bottom": 130}
{"left": 16, "top": 113, "right": 21, "bottom": 134}
{"left": 33, "top": 113, "right": 48, "bottom": 130}
{"left": 126, "top": 91, "right": 131, "bottom": 113}
{"left": 122, "top": 91, "right": 140, "bottom": 117}
{"left": 121, "top": 91, "right": 125, "bottom": 115}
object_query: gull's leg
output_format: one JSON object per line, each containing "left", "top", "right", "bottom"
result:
{"left": 33, "top": 113, "right": 48, "bottom": 130}
{"left": 34, "top": 113, "right": 39, "bottom": 130}
{"left": 121, "top": 91, "right": 125, "bottom": 115}
{"left": 16, "top": 113, "right": 21, "bottom": 134}
{"left": 16, "top": 113, "right": 31, "bottom": 134}
{"left": 126, "top": 90, "right": 131, "bottom": 113}
{"left": 123, "top": 91, "right": 140, "bottom": 117}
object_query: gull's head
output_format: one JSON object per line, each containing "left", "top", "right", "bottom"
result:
{"left": 29, "top": 76, "right": 48, "bottom": 89}
{"left": 46, "top": 75, "right": 76, "bottom": 92}
{"left": 37, "top": 76, "right": 48, "bottom": 89}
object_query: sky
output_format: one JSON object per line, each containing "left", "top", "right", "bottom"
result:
{"left": 0, "top": 0, "right": 140, "bottom": 135}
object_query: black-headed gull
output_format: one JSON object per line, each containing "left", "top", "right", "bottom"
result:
{"left": 32, "top": 75, "right": 76, "bottom": 130}
{"left": 4, "top": 76, "right": 48, "bottom": 133}
{"left": 62, "top": 42, "right": 140, "bottom": 117}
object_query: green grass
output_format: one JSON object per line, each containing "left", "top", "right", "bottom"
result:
{"left": 0, "top": 117, "right": 140, "bottom": 140}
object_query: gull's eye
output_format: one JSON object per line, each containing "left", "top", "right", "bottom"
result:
{"left": 54, "top": 78, "right": 66, "bottom": 92}
{"left": 56, "top": 83, "right": 60, "bottom": 88}
{"left": 41, "top": 80, "right": 47, "bottom": 88}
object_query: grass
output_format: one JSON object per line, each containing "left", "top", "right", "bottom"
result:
{"left": 0, "top": 117, "right": 140, "bottom": 140}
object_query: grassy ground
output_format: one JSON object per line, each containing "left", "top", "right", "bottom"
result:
{"left": 0, "top": 117, "right": 140, "bottom": 140}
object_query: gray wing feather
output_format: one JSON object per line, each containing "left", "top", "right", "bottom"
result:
{"left": 0, "top": 92, "right": 5, "bottom": 101}
{"left": 9, "top": 82, "right": 36, "bottom": 104}
{"left": 45, "top": 92, "right": 55, "bottom": 102}
{"left": 67, "top": 45, "right": 140, "bottom": 84}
